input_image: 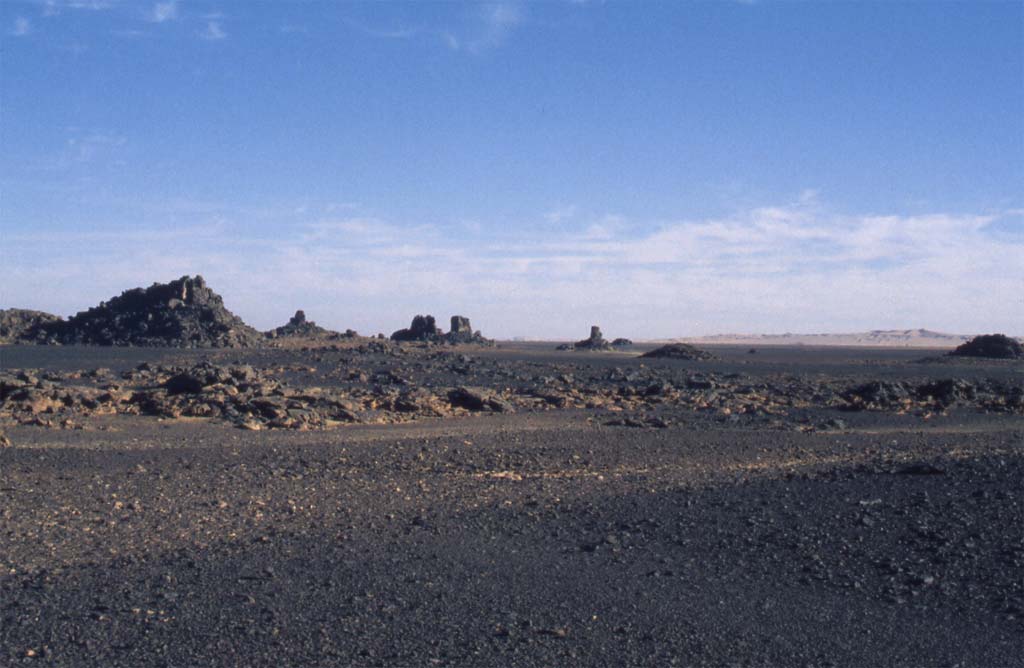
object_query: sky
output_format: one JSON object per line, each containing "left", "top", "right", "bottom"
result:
{"left": 2, "top": 0, "right": 1022, "bottom": 339}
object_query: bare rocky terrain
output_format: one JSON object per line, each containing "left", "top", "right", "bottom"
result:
{"left": 1, "top": 342, "right": 1022, "bottom": 666}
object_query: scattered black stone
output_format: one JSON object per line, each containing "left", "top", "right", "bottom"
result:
{"left": 950, "top": 334, "right": 1024, "bottom": 360}
{"left": 0, "top": 309, "right": 63, "bottom": 344}
{"left": 640, "top": 343, "right": 715, "bottom": 360}
{"left": 844, "top": 381, "right": 912, "bottom": 410}
{"left": 611, "top": 338, "right": 633, "bottom": 347}
{"left": 37, "top": 276, "right": 264, "bottom": 348}
{"left": 896, "top": 463, "right": 945, "bottom": 476}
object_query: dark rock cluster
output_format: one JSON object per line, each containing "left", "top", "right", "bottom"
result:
{"left": 0, "top": 309, "right": 62, "bottom": 344}
{"left": 641, "top": 343, "right": 716, "bottom": 360}
{"left": 556, "top": 327, "right": 637, "bottom": 352}
{"left": 842, "top": 378, "right": 1023, "bottom": 412}
{"left": 950, "top": 334, "right": 1024, "bottom": 360}
{"left": 35, "top": 276, "right": 264, "bottom": 348}
{"left": 266, "top": 310, "right": 337, "bottom": 340}
{"left": 446, "top": 316, "right": 492, "bottom": 345}
{"left": 576, "top": 326, "right": 612, "bottom": 351}
{"left": 558, "top": 326, "right": 618, "bottom": 351}
{"left": 3, "top": 346, "right": 1023, "bottom": 435}
{"left": 391, "top": 315, "right": 443, "bottom": 342}
{"left": 0, "top": 359, "right": 526, "bottom": 431}
{"left": 390, "top": 315, "right": 492, "bottom": 345}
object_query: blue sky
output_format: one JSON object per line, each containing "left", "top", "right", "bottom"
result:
{"left": 2, "top": 0, "right": 1022, "bottom": 338}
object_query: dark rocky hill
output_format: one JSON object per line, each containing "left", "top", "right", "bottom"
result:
{"left": 0, "top": 309, "right": 62, "bottom": 344}
{"left": 267, "top": 310, "right": 335, "bottom": 339}
{"left": 950, "top": 334, "right": 1024, "bottom": 360}
{"left": 641, "top": 343, "right": 716, "bottom": 360}
{"left": 43, "top": 275, "right": 264, "bottom": 348}
{"left": 391, "top": 315, "right": 492, "bottom": 345}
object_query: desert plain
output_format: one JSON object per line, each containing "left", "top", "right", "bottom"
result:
{"left": 1, "top": 337, "right": 1022, "bottom": 667}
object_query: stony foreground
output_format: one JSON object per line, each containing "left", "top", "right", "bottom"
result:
{"left": 1, "top": 344, "right": 1022, "bottom": 666}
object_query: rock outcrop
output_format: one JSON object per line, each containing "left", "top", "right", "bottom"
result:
{"left": 950, "top": 334, "right": 1024, "bottom": 360}
{"left": 571, "top": 326, "right": 612, "bottom": 351}
{"left": 0, "top": 309, "right": 62, "bottom": 344}
{"left": 41, "top": 276, "right": 264, "bottom": 348}
{"left": 391, "top": 315, "right": 493, "bottom": 345}
{"left": 267, "top": 310, "right": 335, "bottom": 339}
{"left": 445, "top": 316, "right": 493, "bottom": 345}
{"left": 391, "top": 315, "right": 443, "bottom": 342}
{"left": 641, "top": 343, "right": 715, "bottom": 360}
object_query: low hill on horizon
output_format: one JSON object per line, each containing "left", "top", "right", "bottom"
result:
{"left": 664, "top": 329, "right": 983, "bottom": 348}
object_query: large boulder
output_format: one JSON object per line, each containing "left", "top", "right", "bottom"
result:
{"left": 445, "top": 315, "right": 493, "bottom": 345}
{"left": 391, "top": 315, "right": 442, "bottom": 342}
{"left": 573, "top": 325, "right": 612, "bottom": 351}
{"left": 42, "top": 275, "right": 264, "bottom": 347}
{"left": 950, "top": 334, "right": 1024, "bottom": 360}
{"left": 0, "top": 309, "right": 62, "bottom": 344}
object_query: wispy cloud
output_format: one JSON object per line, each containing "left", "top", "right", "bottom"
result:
{"left": 148, "top": 0, "right": 177, "bottom": 23}
{"left": 7, "top": 200, "right": 1021, "bottom": 337}
{"left": 441, "top": 31, "right": 460, "bottom": 50}
{"left": 344, "top": 18, "right": 419, "bottom": 40}
{"left": 342, "top": 5, "right": 524, "bottom": 53}
{"left": 11, "top": 17, "right": 31, "bottom": 36}
{"left": 544, "top": 204, "right": 577, "bottom": 224}
{"left": 39, "top": 0, "right": 115, "bottom": 17}
{"left": 468, "top": 2, "right": 523, "bottom": 53}
{"left": 199, "top": 20, "right": 226, "bottom": 40}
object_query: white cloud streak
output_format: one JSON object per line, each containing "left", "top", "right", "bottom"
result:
{"left": 4, "top": 203, "right": 1022, "bottom": 338}
{"left": 199, "top": 20, "right": 226, "bottom": 40}
{"left": 148, "top": 0, "right": 177, "bottom": 23}
{"left": 468, "top": 2, "right": 523, "bottom": 52}
{"left": 12, "top": 17, "right": 31, "bottom": 36}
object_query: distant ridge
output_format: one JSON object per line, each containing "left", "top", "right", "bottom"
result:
{"left": 664, "top": 329, "right": 982, "bottom": 348}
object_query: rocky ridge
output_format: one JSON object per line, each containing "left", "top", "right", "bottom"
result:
{"left": 641, "top": 343, "right": 716, "bottom": 360}
{"left": 950, "top": 334, "right": 1024, "bottom": 360}
{"left": 266, "top": 310, "right": 347, "bottom": 340}
{"left": 33, "top": 276, "right": 264, "bottom": 348}
{"left": 0, "top": 309, "right": 62, "bottom": 344}
{"left": 2, "top": 349, "right": 1021, "bottom": 434}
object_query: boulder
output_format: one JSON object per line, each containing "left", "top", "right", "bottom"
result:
{"left": 572, "top": 326, "right": 612, "bottom": 351}
{"left": 448, "top": 386, "right": 515, "bottom": 413}
{"left": 611, "top": 338, "right": 633, "bottom": 347}
{"left": 391, "top": 315, "right": 442, "bottom": 342}
{"left": 950, "top": 334, "right": 1024, "bottom": 360}
{"left": 444, "top": 315, "right": 494, "bottom": 345}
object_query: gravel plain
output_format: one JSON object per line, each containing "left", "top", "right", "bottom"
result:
{"left": 1, "top": 343, "right": 1022, "bottom": 667}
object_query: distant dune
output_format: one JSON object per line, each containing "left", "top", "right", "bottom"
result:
{"left": 665, "top": 329, "right": 978, "bottom": 348}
